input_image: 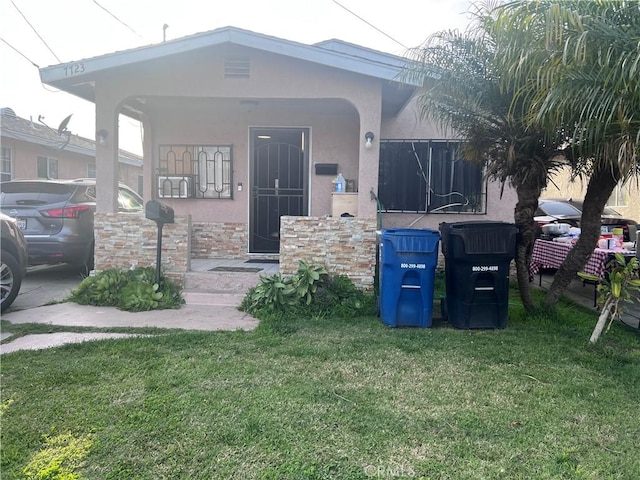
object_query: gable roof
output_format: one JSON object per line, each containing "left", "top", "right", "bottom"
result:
{"left": 39, "top": 26, "right": 418, "bottom": 112}
{"left": 0, "top": 110, "right": 142, "bottom": 167}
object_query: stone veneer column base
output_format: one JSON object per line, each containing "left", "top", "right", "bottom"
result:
{"left": 94, "top": 212, "right": 191, "bottom": 286}
{"left": 279, "top": 216, "right": 377, "bottom": 290}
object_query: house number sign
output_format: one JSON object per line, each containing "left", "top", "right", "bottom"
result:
{"left": 64, "top": 63, "right": 85, "bottom": 76}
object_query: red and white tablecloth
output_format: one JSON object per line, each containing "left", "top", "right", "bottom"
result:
{"left": 529, "top": 239, "right": 636, "bottom": 278}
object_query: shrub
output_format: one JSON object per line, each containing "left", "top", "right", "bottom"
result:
{"left": 241, "top": 261, "right": 374, "bottom": 318}
{"left": 69, "top": 267, "right": 184, "bottom": 312}
{"left": 67, "top": 269, "right": 127, "bottom": 307}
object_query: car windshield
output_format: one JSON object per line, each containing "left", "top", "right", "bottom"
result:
{"left": 118, "top": 188, "right": 144, "bottom": 210}
{"left": 540, "top": 201, "right": 581, "bottom": 216}
{"left": 602, "top": 206, "right": 621, "bottom": 216}
{"left": 0, "top": 182, "right": 73, "bottom": 205}
{"left": 566, "top": 200, "right": 622, "bottom": 216}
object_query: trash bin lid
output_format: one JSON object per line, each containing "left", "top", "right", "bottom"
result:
{"left": 381, "top": 228, "right": 440, "bottom": 254}
{"left": 440, "top": 222, "right": 517, "bottom": 255}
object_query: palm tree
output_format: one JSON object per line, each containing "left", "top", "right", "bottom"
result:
{"left": 491, "top": 0, "right": 640, "bottom": 307}
{"left": 402, "top": 11, "right": 563, "bottom": 309}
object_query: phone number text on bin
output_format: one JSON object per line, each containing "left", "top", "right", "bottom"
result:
{"left": 472, "top": 265, "right": 499, "bottom": 272}
{"left": 400, "top": 263, "right": 426, "bottom": 269}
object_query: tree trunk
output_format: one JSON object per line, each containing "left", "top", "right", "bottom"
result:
{"left": 513, "top": 184, "right": 542, "bottom": 310}
{"left": 544, "top": 164, "right": 619, "bottom": 308}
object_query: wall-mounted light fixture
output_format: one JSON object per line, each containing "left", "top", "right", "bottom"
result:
{"left": 364, "top": 131, "right": 375, "bottom": 149}
{"left": 96, "top": 129, "right": 108, "bottom": 146}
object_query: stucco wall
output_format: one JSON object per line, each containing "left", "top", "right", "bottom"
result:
{"left": 96, "top": 42, "right": 516, "bottom": 232}
{"left": 4, "top": 138, "right": 90, "bottom": 180}
{"left": 2, "top": 137, "right": 142, "bottom": 193}
{"left": 146, "top": 99, "right": 361, "bottom": 223}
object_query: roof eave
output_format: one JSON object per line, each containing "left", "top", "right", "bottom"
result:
{"left": 1, "top": 130, "right": 142, "bottom": 166}
{"left": 39, "top": 26, "right": 421, "bottom": 90}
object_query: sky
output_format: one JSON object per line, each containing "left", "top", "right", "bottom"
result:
{"left": 0, "top": 0, "right": 473, "bottom": 155}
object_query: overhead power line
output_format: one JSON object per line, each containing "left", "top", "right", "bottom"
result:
{"left": 93, "top": 0, "right": 143, "bottom": 38}
{"left": 0, "top": 36, "right": 39, "bottom": 68}
{"left": 10, "top": 0, "right": 61, "bottom": 62}
{"left": 331, "top": 0, "right": 408, "bottom": 50}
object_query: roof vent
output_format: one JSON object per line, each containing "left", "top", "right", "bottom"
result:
{"left": 224, "top": 57, "right": 250, "bottom": 79}
{"left": 1, "top": 107, "right": 16, "bottom": 118}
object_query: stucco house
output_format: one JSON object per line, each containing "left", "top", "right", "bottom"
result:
{"left": 38, "top": 26, "right": 516, "bottom": 288}
{"left": 0, "top": 108, "right": 143, "bottom": 192}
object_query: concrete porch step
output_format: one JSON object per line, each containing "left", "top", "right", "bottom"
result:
{"left": 182, "top": 271, "right": 263, "bottom": 307}
{"left": 183, "top": 292, "right": 245, "bottom": 307}
{"left": 184, "top": 271, "right": 263, "bottom": 293}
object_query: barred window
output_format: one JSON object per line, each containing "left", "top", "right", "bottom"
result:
{"left": 157, "top": 145, "right": 232, "bottom": 199}
{"left": 378, "top": 140, "right": 485, "bottom": 214}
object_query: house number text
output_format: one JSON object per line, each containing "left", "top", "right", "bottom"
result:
{"left": 64, "top": 63, "right": 85, "bottom": 76}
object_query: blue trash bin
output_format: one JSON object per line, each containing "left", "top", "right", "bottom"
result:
{"left": 379, "top": 228, "right": 440, "bottom": 327}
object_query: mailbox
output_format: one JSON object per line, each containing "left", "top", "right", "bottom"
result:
{"left": 145, "top": 200, "right": 175, "bottom": 283}
{"left": 145, "top": 200, "right": 174, "bottom": 224}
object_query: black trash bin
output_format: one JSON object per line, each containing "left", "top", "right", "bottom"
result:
{"left": 439, "top": 221, "right": 517, "bottom": 329}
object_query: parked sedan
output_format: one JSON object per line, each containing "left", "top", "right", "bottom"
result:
{"left": 535, "top": 198, "right": 638, "bottom": 241}
{"left": 1, "top": 212, "right": 28, "bottom": 312}
{"left": 0, "top": 179, "right": 143, "bottom": 270}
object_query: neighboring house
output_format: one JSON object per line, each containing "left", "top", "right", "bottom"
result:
{"left": 542, "top": 166, "right": 640, "bottom": 223}
{"left": 38, "top": 26, "right": 517, "bottom": 286}
{"left": 0, "top": 108, "right": 143, "bottom": 193}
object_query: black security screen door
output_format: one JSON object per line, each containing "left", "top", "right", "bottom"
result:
{"left": 250, "top": 128, "right": 309, "bottom": 253}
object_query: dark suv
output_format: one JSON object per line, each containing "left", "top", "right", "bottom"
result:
{"left": 535, "top": 198, "right": 638, "bottom": 241}
{"left": 1, "top": 212, "right": 28, "bottom": 312}
{"left": 0, "top": 179, "right": 143, "bottom": 270}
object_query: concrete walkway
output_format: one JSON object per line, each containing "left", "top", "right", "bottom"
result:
{"left": 0, "top": 301, "right": 258, "bottom": 355}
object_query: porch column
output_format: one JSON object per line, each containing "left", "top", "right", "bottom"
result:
{"left": 141, "top": 113, "right": 154, "bottom": 204}
{"left": 94, "top": 86, "right": 120, "bottom": 213}
{"left": 355, "top": 101, "right": 382, "bottom": 219}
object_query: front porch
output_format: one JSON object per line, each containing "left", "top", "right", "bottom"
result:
{"left": 94, "top": 212, "right": 378, "bottom": 291}
{"left": 190, "top": 257, "right": 280, "bottom": 275}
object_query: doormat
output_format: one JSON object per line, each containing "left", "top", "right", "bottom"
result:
{"left": 245, "top": 259, "right": 279, "bottom": 264}
{"left": 209, "top": 266, "right": 263, "bottom": 273}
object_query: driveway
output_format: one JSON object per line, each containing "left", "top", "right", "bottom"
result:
{"left": 8, "top": 264, "right": 85, "bottom": 312}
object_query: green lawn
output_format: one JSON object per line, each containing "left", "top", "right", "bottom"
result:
{"left": 1, "top": 289, "right": 639, "bottom": 479}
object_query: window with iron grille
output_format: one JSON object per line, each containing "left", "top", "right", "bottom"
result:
{"left": 157, "top": 145, "right": 232, "bottom": 199}
{"left": 378, "top": 140, "right": 485, "bottom": 214}
{"left": 87, "top": 162, "right": 96, "bottom": 178}
{"left": 1, "top": 146, "right": 11, "bottom": 181}
{"left": 37, "top": 156, "right": 58, "bottom": 179}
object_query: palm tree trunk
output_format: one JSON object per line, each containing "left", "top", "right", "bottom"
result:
{"left": 544, "top": 164, "right": 619, "bottom": 308}
{"left": 513, "top": 184, "right": 542, "bottom": 310}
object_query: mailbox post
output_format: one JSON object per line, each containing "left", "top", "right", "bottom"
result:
{"left": 145, "top": 200, "right": 175, "bottom": 283}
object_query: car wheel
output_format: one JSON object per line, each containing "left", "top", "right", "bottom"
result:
{"left": 1, "top": 250, "right": 23, "bottom": 312}
{"left": 73, "top": 242, "right": 95, "bottom": 276}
